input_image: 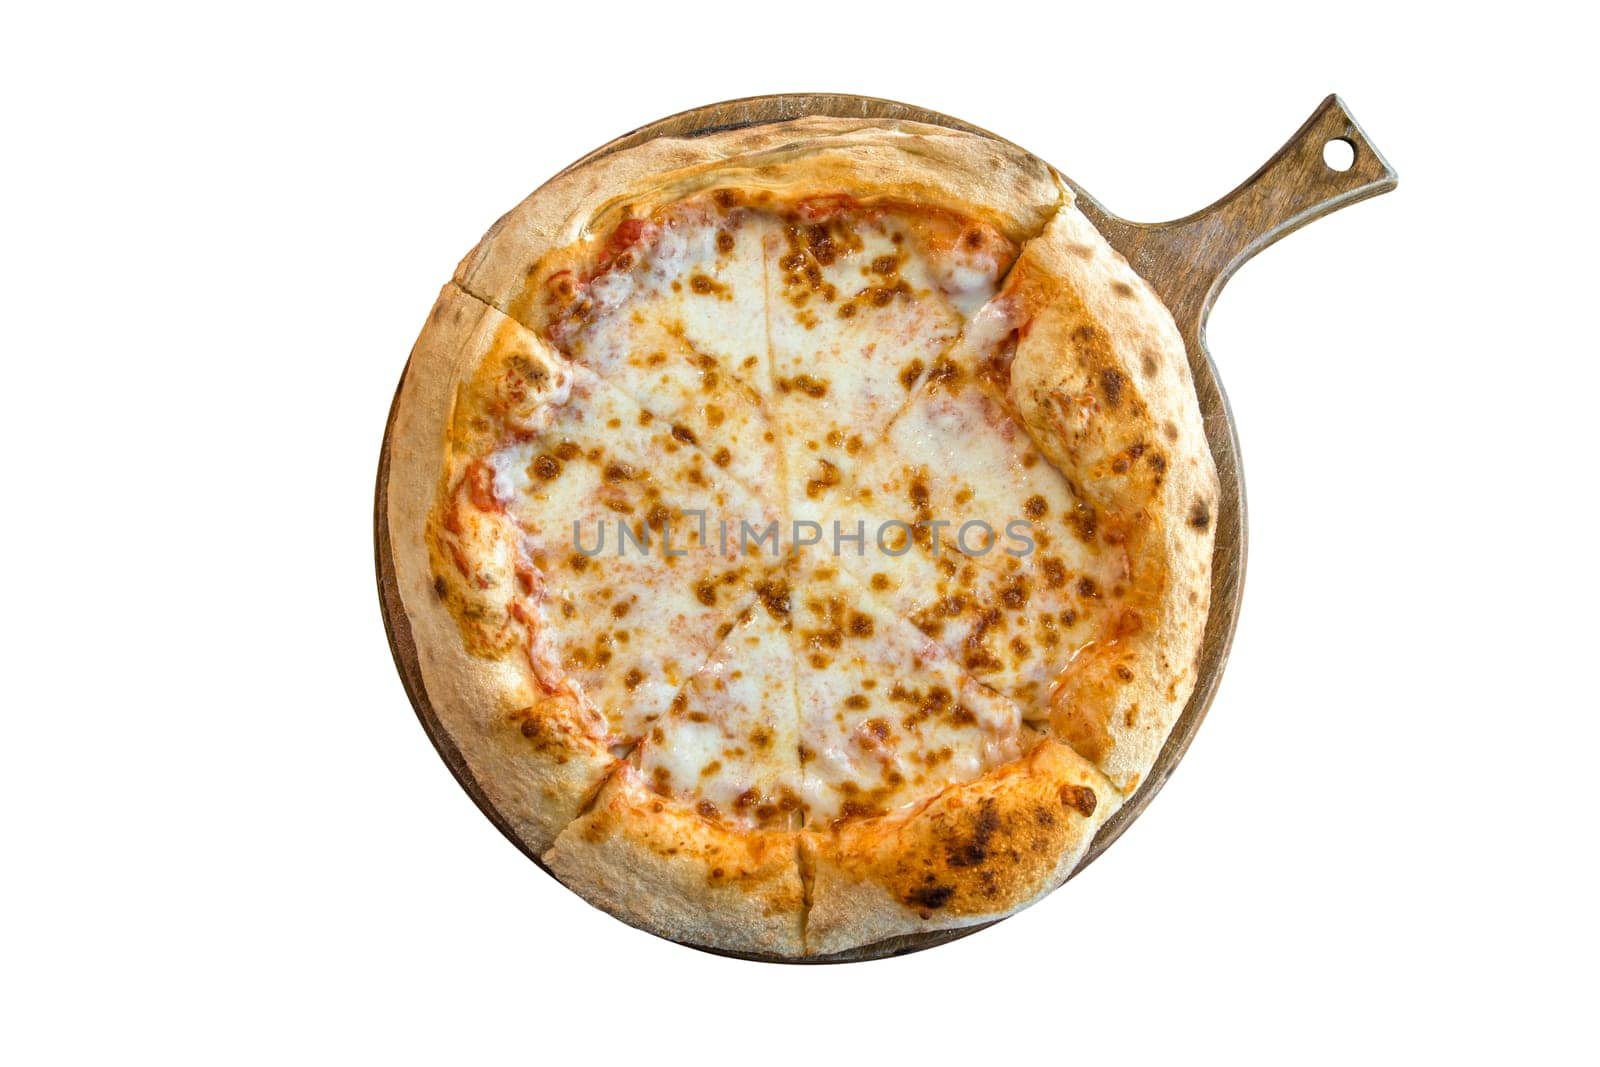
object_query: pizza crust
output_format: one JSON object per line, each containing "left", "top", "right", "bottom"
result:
{"left": 803, "top": 739, "right": 1120, "bottom": 956}
{"left": 1004, "top": 208, "right": 1220, "bottom": 793}
{"left": 387, "top": 284, "right": 616, "bottom": 853}
{"left": 455, "top": 117, "right": 1064, "bottom": 330}
{"left": 544, "top": 766, "right": 806, "bottom": 956}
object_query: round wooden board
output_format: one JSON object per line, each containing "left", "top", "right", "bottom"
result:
{"left": 375, "top": 93, "right": 1396, "bottom": 963}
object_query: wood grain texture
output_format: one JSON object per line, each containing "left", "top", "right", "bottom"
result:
{"left": 375, "top": 93, "right": 1397, "bottom": 963}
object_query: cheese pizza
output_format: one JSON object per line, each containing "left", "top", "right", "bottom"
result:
{"left": 384, "top": 117, "right": 1219, "bottom": 958}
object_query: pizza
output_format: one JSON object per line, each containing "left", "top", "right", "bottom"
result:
{"left": 384, "top": 117, "right": 1219, "bottom": 958}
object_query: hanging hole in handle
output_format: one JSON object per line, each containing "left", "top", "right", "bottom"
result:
{"left": 1323, "top": 137, "right": 1356, "bottom": 172}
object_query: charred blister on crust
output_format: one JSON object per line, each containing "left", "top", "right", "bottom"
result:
{"left": 818, "top": 742, "right": 1110, "bottom": 922}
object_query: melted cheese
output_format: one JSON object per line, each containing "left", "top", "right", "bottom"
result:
{"left": 442, "top": 192, "right": 1121, "bottom": 828}
{"left": 562, "top": 208, "right": 783, "bottom": 513}
{"left": 637, "top": 602, "right": 803, "bottom": 829}
{"left": 790, "top": 551, "right": 1023, "bottom": 821}
{"left": 766, "top": 213, "right": 972, "bottom": 511}
{"left": 845, "top": 378, "right": 1119, "bottom": 706}
{"left": 483, "top": 366, "right": 779, "bottom": 742}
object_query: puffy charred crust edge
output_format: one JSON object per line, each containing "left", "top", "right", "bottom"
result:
{"left": 543, "top": 766, "right": 806, "bottom": 956}
{"left": 454, "top": 116, "right": 1066, "bottom": 326}
{"left": 1004, "top": 205, "right": 1221, "bottom": 794}
{"left": 387, "top": 282, "right": 615, "bottom": 854}
{"left": 802, "top": 740, "right": 1120, "bottom": 956}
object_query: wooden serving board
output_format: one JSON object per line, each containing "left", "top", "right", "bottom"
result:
{"left": 375, "top": 93, "right": 1397, "bottom": 963}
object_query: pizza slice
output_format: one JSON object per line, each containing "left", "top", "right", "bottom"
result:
{"left": 431, "top": 304, "right": 780, "bottom": 752}
{"left": 817, "top": 212, "right": 1212, "bottom": 792}
{"left": 842, "top": 350, "right": 1123, "bottom": 711}
{"left": 634, "top": 589, "right": 804, "bottom": 829}
{"left": 543, "top": 566, "right": 808, "bottom": 958}
{"left": 537, "top": 196, "right": 785, "bottom": 514}
{"left": 393, "top": 286, "right": 616, "bottom": 852}
{"left": 765, "top": 200, "right": 1018, "bottom": 518}
{"left": 543, "top": 766, "right": 805, "bottom": 956}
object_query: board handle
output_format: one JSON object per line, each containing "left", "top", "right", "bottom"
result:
{"left": 1073, "top": 94, "right": 1398, "bottom": 333}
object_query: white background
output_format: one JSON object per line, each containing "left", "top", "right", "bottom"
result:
{"left": 5, "top": 2, "right": 1595, "bottom": 1063}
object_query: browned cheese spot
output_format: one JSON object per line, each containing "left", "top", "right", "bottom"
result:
{"left": 783, "top": 374, "right": 829, "bottom": 398}
{"left": 806, "top": 458, "right": 841, "bottom": 499}
{"left": 1000, "top": 578, "right": 1030, "bottom": 610}
{"left": 688, "top": 272, "right": 726, "bottom": 296}
{"left": 1069, "top": 501, "right": 1098, "bottom": 543}
{"left": 899, "top": 358, "right": 925, "bottom": 390}
{"left": 756, "top": 576, "right": 792, "bottom": 621}
{"left": 908, "top": 474, "right": 931, "bottom": 519}
{"left": 858, "top": 280, "right": 910, "bottom": 309}
{"left": 926, "top": 357, "right": 962, "bottom": 392}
